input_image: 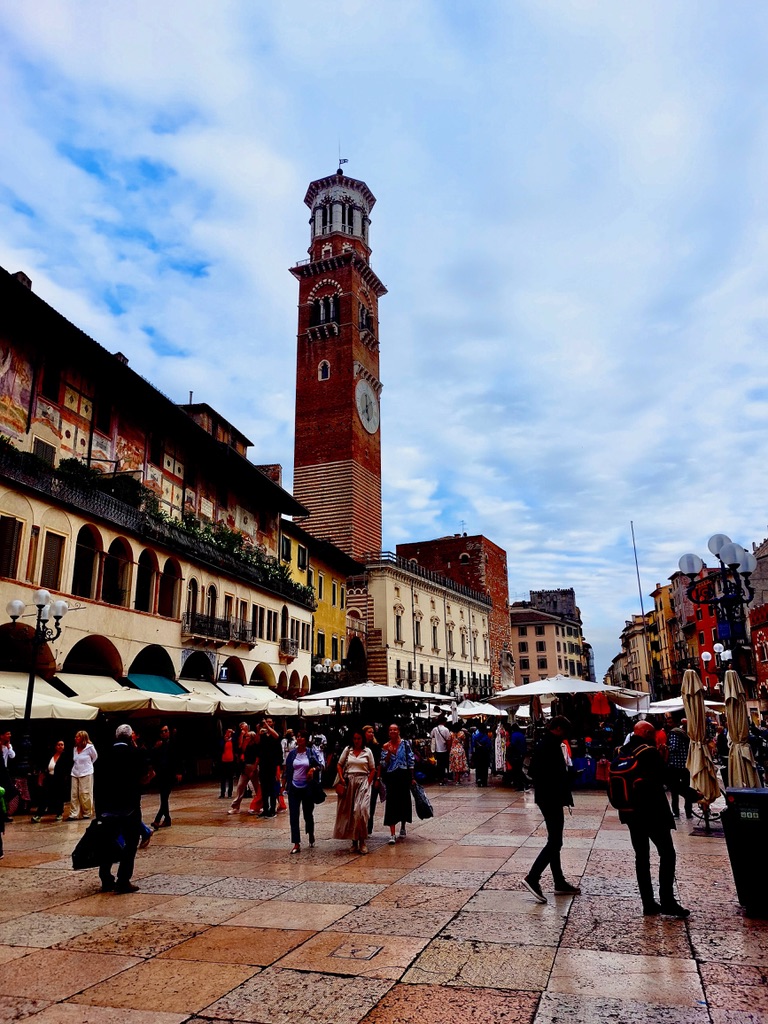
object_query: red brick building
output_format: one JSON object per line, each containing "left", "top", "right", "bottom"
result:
{"left": 291, "top": 169, "right": 386, "bottom": 562}
{"left": 396, "top": 534, "right": 512, "bottom": 692}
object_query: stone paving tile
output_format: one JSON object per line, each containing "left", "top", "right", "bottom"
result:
{"left": 194, "top": 877, "right": 297, "bottom": 900}
{"left": 0, "top": 948, "right": 141, "bottom": 1000}
{"left": 534, "top": 992, "right": 711, "bottom": 1024}
{"left": 577, "top": 875, "right": 642, "bottom": 898}
{"left": 318, "top": 865, "right": 413, "bottom": 884}
{"left": 161, "top": 924, "right": 313, "bottom": 965}
{"left": 29, "top": 1006, "right": 189, "bottom": 1024}
{"left": 699, "top": 962, "right": 768, "bottom": 1014}
{"left": 358, "top": 982, "right": 539, "bottom": 1023}
{"left": 279, "top": 880, "right": 386, "bottom": 905}
{"left": 59, "top": 918, "right": 207, "bottom": 958}
{"left": 395, "top": 866, "right": 493, "bottom": 888}
{"left": 131, "top": 895, "right": 263, "bottom": 924}
{"left": 201, "top": 966, "right": 393, "bottom": 1023}
{"left": 0, "top": 912, "right": 115, "bottom": 948}
{"left": 52, "top": 892, "right": 173, "bottom": 917}
{"left": 547, "top": 948, "right": 705, "bottom": 1006}
{"left": 688, "top": 926, "right": 768, "bottom": 967}
{"left": 0, "top": 994, "right": 53, "bottom": 1020}
{"left": 367, "top": 882, "right": 476, "bottom": 912}
{"left": 277, "top": 928, "right": 428, "bottom": 980}
{"left": 402, "top": 937, "right": 554, "bottom": 990}
{"left": 0, "top": 943, "right": 36, "bottom": 963}
{"left": 441, "top": 909, "right": 567, "bottom": 946}
{"left": 334, "top": 906, "right": 455, "bottom": 938}
{"left": 74, "top": 958, "right": 259, "bottom": 1013}
{"left": 457, "top": 834, "right": 523, "bottom": 846}
{"left": 226, "top": 899, "right": 356, "bottom": 930}
{"left": 561, "top": 896, "right": 693, "bottom": 957}
{"left": 709, "top": 1012, "right": 768, "bottom": 1024}
{"left": 133, "top": 873, "right": 224, "bottom": 895}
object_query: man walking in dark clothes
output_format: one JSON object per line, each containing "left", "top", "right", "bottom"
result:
{"left": 522, "top": 716, "right": 581, "bottom": 903}
{"left": 151, "top": 724, "right": 181, "bottom": 829}
{"left": 96, "top": 723, "right": 148, "bottom": 893}
{"left": 618, "top": 720, "right": 689, "bottom": 918}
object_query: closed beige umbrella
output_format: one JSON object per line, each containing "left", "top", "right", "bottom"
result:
{"left": 724, "top": 669, "right": 759, "bottom": 789}
{"left": 681, "top": 668, "right": 720, "bottom": 805}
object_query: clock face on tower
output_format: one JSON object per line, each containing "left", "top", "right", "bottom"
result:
{"left": 355, "top": 379, "right": 380, "bottom": 433}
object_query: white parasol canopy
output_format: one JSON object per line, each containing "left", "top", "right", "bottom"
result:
{"left": 0, "top": 681, "right": 98, "bottom": 720}
{"left": 456, "top": 700, "right": 501, "bottom": 717}
{"left": 648, "top": 697, "right": 725, "bottom": 713}
{"left": 217, "top": 683, "right": 301, "bottom": 715}
{"left": 78, "top": 690, "right": 217, "bottom": 714}
{"left": 493, "top": 675, "right": 620, "bottom": 705}
{"left": 299, "top": 681, "right": 449, "bottom": 703}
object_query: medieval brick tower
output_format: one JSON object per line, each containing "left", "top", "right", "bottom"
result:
{"left": 291, "top": 169, "right": 386, "bottom": 561}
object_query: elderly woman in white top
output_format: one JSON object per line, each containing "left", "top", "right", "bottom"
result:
{"left": 67, "top": 731, "right": 98, "bottom": 820}
{"left": 333, "top": 730, "right": 376, "bottom": 854}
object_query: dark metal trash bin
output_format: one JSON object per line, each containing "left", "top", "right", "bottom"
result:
{"left": 721, "top": 788, "right": 768, "bottom": 918}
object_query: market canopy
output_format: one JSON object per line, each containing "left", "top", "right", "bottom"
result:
{"left": 179, "top": 679, "right": 263, "bottom": 714}
{"left": 55, "top": 673, "right": 125, "bottom": 700}
{"left": 493, "top": 676, "right": 621, "bottom": 705}
{"left": 217, "top": 682, "right": 301, "bottom": 715}
{"left": 299, "top": 681, "right": 452, "bottom": 703}
{"left": 0, "top": 676, "right": 98, "bottom": 721}
{"left": 648, "top": 697, "right": 726, "bottom": 713}
{"left": 78, "top": 689, "right": 216, "bottom": 715}
{"left": 456, "top": 700, "right": 501, "bottom": 717}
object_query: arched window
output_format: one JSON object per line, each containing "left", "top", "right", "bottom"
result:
{"left": 186, "top": 578, "right": 198, "bottom": 621}
{"left": 158, "top": 558, "right": 181, "bottom": 618}
{"left": 134, "top": 549, "right": 157, "bottom": 613}
{"left": 310, "top": 295, "right": 338, "bottom": 327}
{"left": 318, "top": 360, "right": 330, "bottom": 381}
{"left": 206, "top": 584, "right": 217, "bottom": 620}
{"left": 71, "top": 525, "right": 101, "bottom": 599}
{"left": 101, "top": 538, "right": 132, "bottom": 607}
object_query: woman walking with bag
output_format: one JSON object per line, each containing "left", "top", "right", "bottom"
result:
{"left": 285, "top": 730, "right": 325, "bottom": 854}
{"left": 380, "top": 723, "right": 415, "bottom": 844}
{"left": 334, "top": 730, "right": 375, "bottom": 854}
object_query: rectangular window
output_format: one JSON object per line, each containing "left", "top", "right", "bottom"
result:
{"left": 40, "top": 532, "right": 64, "bottom": 590}
{"left": 332, "top": 580, "right": 338, "bottom": 607}
{"left": 517, "top": 625, "right": 528, "bottom": 636}
{"left": 297, "top": 545, "right": 307, "bottom": 570}
{"left": 522, "top": 676, "right": 530, "bottom": 685}
{"left": 460, "top": 632, "right": 467, "bottom": 656}
{"left": 340, "top": 585, "right": 345, "bottom": 610}
{"left": 223, "top": 595, "right": 233, "bottom": 620}
{"left": 149, "top": 434, "right": 164, "bottom": 467}
{"left": 432, "top": 623, "right": 439, "bottom": 650}
{"left": 94, "top": 401, "right": 112, "bottom": 435}
{"left": 0, "top": 515, "right": 23, "bottom": 579}
{"left": 537, "top": 657, "right": 548, "bottom": 670}
{"left": 518, "top": 641, "right": 528, "bottom": 653}
{"left": 40, "top": 362, "right": 61, "bottom": 402}
{"left": 535, "top": 625, "right": 545, "bottom": 636}
{"left": 339, "top": 637, "right": 345, "bottom": 662}
{"left": 331, "top": 635, "right": 339, "bottom": 660}
{"left": 307, "top": 567, "right": 314, "bottom": 591}
{"left": 711, "top": 627, "right": 718, "bottom": 644}
{"left": 395, "top": 614, "right": 402, "bottom": 642}
{"left": 266, "top": 610, "right": 278, "bottom": 642}
{"left": 519, "top": 658, "right": 530, "bottom": 670}
{"left": 698, "top": 631, "right": 705, "bottom": 646}
{"left": 447, "top": 628, "right": 454, "bottom": 655}
{"left": 318, "top": 574, "right": 324, "bottom": 600}
{"left": 316, "top": 631, "right": 326, "bottom": 658}
{"left": 414, "top": 619, "right": 422, "bottom": 647}
{"left": 280, "top": 536, "right": 291, "bottom": 562}
{"left": 25, "top": 525, "right": 39, "bottom": 582}
{"left": 32, "top": 438, "right": 56, "bottom": 466}
{"left": 396, "top": 659, "right": 402, "bottom": 681}
{"left": 536, "top": 641, "right": 546, "bottom": 652}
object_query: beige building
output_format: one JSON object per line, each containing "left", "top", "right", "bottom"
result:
{"left": 509, "top": 602, "right": 589, "bottom": 684}
{"left": 348, "top": 553, "right": 493, "bottom": 697}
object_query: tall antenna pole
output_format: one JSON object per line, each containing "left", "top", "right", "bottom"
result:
{"left": 631, "top": 521, "right": 655, "bottom": 700}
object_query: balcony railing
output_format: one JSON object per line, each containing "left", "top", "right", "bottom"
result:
{"left": 280, "top": 638, "right": 299, "bottom": 658}
{"left": 182, "top": 612, "right": 254, "bottom": 645}
{"left": 359, "top": 551, "right": 493, "bottom": 606}
{"left": 0, "top": 447, "right": 315, "bottom": 611}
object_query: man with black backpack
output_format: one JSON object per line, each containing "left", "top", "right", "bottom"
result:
{"left": 611, "top": 720, "right": 689, "bottom": 918}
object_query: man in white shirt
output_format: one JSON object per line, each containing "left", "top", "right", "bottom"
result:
{"left": 430, "top": 717, "right": 452, "bottom": 785}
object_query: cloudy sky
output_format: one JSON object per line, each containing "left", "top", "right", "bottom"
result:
{"left": 2, "top": 1, "right": 768, "bottom": 677}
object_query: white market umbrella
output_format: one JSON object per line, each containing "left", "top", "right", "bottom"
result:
{"left": 681, "top": 668, "right": 720, "bottom": 805}
{"left": 494, "top": 675, "right": 620, "bottom": 705}
{"left": 79, "top": 690, "right": 216, "bottom": 715}
{"left": 723, "top": 669, "right": 759, "bottom": 789}
{"left": 0, "top": 683, "right": 98, "bottom": 720}
{"left": 456, "top": 700, "right": 500, "bottom": 717}
{"left": 299, "top": 681, "right": 447, "bottom": 702}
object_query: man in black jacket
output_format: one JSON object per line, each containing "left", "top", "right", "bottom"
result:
{"left": 619, "top": 720, "right": 689, "bottom": 918}
{"left": 95, "top": 724, "right": 147, "bottom": 893}
{"left": 151, "top": 724, "right": 181, "bottom": 829}
{"left": 522, "top": 716, "right": 580, "bottom": 904}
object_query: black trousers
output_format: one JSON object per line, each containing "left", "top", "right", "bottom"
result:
{"left": 666, "top": 766, "right": 694, "bottom": 816}
{"left": 626, "top": 818, "right": 676, "bottom": 907}
{"left": 259, "top": 764, "right": 278, "bottom": 815}
{"left": 99, "top": 811, "right": 141, "bottom": 887}
{"left": 528, "top": 804, "right": 566, "bottom": 886}
{"left": 154, "top": 781, "right": 172, "bottom": 826}
{"left": 474, "top": 751, "right": 491, "bottom": 787}
{"left": 434, "top": 751, "right": 449, "bottom": 783}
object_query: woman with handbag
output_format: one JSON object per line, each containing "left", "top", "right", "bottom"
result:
{"left": 333, "top": 730, "right": 375, "bottom": 854}
{"left": 380, "top": 723, "right": 415, "bottom": 844}
{"left": 284, "top": 730, "right": 325, "bottom": 854}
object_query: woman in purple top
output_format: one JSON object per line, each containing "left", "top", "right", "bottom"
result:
{"left": 284, "top": 731, "right": 325, "bottom": 854}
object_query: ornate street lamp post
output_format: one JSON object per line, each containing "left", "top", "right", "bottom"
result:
{"left": 5, "top": 589, "right": 69, "bottom": 772}
{"left": 678, "top": 535, "right": 756, "bottom": 695}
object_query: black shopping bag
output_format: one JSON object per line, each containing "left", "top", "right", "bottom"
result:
{"left": 71, "top": 818, "right": 123, "bottom": 870}
{"left": 412, "top": 782, "right": 434, "bottom": 820}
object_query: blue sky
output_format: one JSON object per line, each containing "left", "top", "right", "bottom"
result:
{"left": 2, "top": 1, "right": 768, "bottom": 678}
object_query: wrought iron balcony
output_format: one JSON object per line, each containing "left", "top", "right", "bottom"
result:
{"left": 280, "top": 637, "right": 299, "bottom": 659}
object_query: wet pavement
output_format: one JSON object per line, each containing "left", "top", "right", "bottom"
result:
{"left": 0, "top": 780, "right": 766, "bottom": 1023}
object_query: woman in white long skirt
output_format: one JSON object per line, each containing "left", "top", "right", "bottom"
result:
{"left": 333, "top": 730, "right": 375, "bottom": 854}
